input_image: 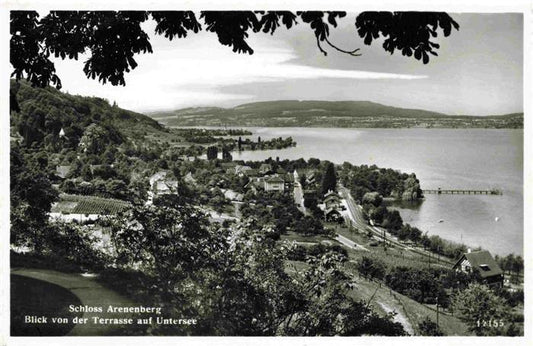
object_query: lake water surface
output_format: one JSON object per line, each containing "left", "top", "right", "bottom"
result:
{"left": 229, "top": 128, "right": 523, "bottom": 256}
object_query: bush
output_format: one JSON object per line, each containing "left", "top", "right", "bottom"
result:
{"left": 357, "top": 256, "right": 386, "bottom": 280}
{"left": 287, "top": 244, "right": 307, "bottom": 261}
{"left": 308, "top": 243, "right": 348, "bottom": 258}
{"left": 417, "top": 317, "right": 444, "bottom": 336}
{"left": 288, "top": 243, "right": 348, "bottom": 261}
{"left": 33, "top": 222, "right": 109, "bottom": 271}
{"left": 385, "top": 266, "right": 448, "bottom": 306}
{"left": 11, "top": 251, "right": 81, "bottom": 273}
{"left": 494, "top": 288, "right": 524, "bottom": 307}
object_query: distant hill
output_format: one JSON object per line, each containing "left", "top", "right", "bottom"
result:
{"left": 150, "top": 100, "right": 523, "bottom": 129}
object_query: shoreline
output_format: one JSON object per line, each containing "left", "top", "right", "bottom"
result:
{"left": 166, "top": 125, "right": 524, "bottom": 131}
{"left": 224, "top": 127, "right": 522, "bottom": 257}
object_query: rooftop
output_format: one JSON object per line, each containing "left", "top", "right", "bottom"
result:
{"left": 454, "top": 250, "right": 503, "bottom": 278}
{"left": 265, "top": 176, "right": 285, "bottom": 183}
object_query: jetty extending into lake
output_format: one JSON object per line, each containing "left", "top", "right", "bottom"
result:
{"left": 423, "top": 188, "right": 502, "bottom": 195}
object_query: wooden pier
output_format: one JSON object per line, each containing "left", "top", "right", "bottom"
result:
{"left": 422, "top": 188, "right": 502, "bottom": 195}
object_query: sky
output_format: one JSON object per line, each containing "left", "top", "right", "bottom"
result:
{"left": 51, "top": 13, "right": 524, "bottom": 116}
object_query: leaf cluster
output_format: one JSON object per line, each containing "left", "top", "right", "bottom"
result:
{"left": 11, "top": 11, "right": 459, "bottom": 88}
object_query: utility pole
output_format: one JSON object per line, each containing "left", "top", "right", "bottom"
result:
{"left": 436, "top": 296, "right": 439, "bottom": 328}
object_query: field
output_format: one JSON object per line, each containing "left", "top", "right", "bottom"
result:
{"left": 52, "top": 194, "right": 131, "bottom": 215}
{"left": 332, "top": 223, "right": 453, "bottom": 271}
{"left": 280, "top": 231, "right": 336, "bottom": 244}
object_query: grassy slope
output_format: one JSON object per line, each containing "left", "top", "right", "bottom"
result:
{"left": 281, "top": 227, "right": 472, "bottom": 336}
{"left": 347, "top": 274, "right": 472, "bottom": 336}
{"left": 335, "top": 224, "right": 450, "bottom": 270}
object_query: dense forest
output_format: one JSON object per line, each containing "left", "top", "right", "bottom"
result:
{"left": 11, "top": 80, "right": 163, "bottom": 148}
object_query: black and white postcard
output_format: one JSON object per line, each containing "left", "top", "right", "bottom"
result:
{"left": 2, "top": 1, "right": 531, "bottom": 345}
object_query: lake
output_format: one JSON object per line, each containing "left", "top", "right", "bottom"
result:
{"left": 229, "top": 127, "right": 523, "bottom": 256}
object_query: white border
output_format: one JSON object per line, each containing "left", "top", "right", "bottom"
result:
{"left": 1, "top": 1, "right": 531, "bottom": 346}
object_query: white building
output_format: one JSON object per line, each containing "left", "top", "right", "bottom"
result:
{"left": 147, "top": 171, "right": 179, "bottom": 204}
{"left": 264, "top": 176, "right": 285, "bottom": 192}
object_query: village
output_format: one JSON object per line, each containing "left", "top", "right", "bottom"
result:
{"left": 36, "top": 129, "right": 523, "bottom": 337}
{"left": 49, "top": 147, "right": 521, "bottom": 293}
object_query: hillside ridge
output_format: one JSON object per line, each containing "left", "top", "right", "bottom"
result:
{"left": 148, "top": 100, "right": 523, "bottom": 128}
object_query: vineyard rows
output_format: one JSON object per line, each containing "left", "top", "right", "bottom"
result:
{"left": 60, "top": 194, "right": 130, "bottom": 215}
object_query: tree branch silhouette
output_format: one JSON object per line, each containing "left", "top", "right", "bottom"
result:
{"left": 325, "top": 37, "right": 362, "bottom": 56}
{"left": 10, "top": 11, "right": 459, "bottom": 89}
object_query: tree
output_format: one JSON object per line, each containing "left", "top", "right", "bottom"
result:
{"left": 417, "top": 317, "right": 444, "bottom": 336}
{"left": 371, "top": 205, "right": 387, "bottom": 225}
{"left": 40, "top": 221, "right": 109, "bottom": 270}
{"left": 451, "top": 283, "right": 509, "bottom": 336}
{"left": 308, "top": 158, "right": 321, "bottom": 167}
{"left": 409, "top": 225, "right": 422, "bottom": 243}
{"left": 384, "top": 209, "right": 403, "bottom": 232}
{"left": 321, "top": 162, "right": 337, "bottom": 195}
{"left": 294, "top": 215, "right": 328, "bottom": 236}
{"left": 357, "top": 256, "right": 386, "bottom": 281}
{"left": 303, "top": 194, "right": 318, "bottom": 212}
{"left": 11, "top": 11, "right": 459, "bottom": 89}
{"left": 362, "top": 191, "right": 383, "bottom": 207}
{"left": 398, "top": 224, "right": 411, "bottom": 241}
{"left": 206, "top": 146, "right": 218, "bottom": 160}
{"left": 10, "top": 146, "right": 59, "bottom": 252}
{"left": 509, "top": 255, "right": 524, "bottom": 280}
{"left": 108, "top": 202, "right": 404, "bottom": 335}
{"left": 402, "top": 174, "right": 423, "bottom": 200}
{"left": 280, "top": 251, "right": 405, "bottom": 336}
{"left": 78, "top": 123, "right": 124, "bottom": 155}
{"left": 80, "top": 164, "right": 93, "bottom": 181}
{"left": 505, "top": 323, "right": 521, "bottom": 336}
{"left": 222, "top": 148, "right": 233, "bottom": 161}
{"left": 210, "top": 188, "right": 227, "bottom": 214}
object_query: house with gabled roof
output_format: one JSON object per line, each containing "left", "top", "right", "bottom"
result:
{"left": 264, "top": 176, "right": 285, "bottom": 192}
{"left": 259, "top": 163, "right": 273, "bottom": 175}
{"left": 323, "top": 190, "right": 342, "bottom": 209}
{"left": 244, "top": 168, "right": 260, "bottom": 178}
{"left": 235, "top": 165, "right": 252, "bottom": 177}
{"left": 148, "top": 171, "right": 178, "bottom": 199}
{"left": 220, "top": 162, "right": 238, "bottom": 174}
{"left": 453, "top": 250, "right": 504, "bottom": 288}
